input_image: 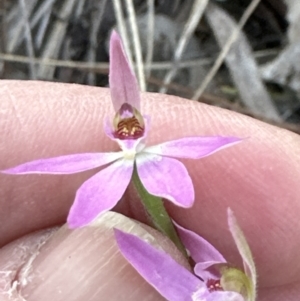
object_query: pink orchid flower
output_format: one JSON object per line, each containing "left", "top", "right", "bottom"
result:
{"left": 115, "top": 209, "right": 256, "bottom": 301}
{"left": 3, "top": 31, "right": 241, "bottom": 228}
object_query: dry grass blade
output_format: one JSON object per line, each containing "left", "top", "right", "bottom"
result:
{"left": 159, "top": 0, "right": 209, "bottom": 93}
{"left": 192, "top": 0, "right": 261, "bottom": 100}
{"left": 74, "top": 0, "right": 85, "bottom": 17}
{"left": 35, "top": 6, "right": 52, "bottom": 49}
{"left": 0, "top": 0, "right": 6, "bottom": 76}
{"left": 13, "top": 0, "right": 55, "bottom": 51}
{"left": 125, "top": 0, "right": 146, "bottom": 91}
{"left": 37, "top": 0, "right": 78, "bottom": 80}
{"left": 87, "top": 0, "right": 108, "bottom": 85}
{"left": 199, "top": 1, "right": 281, "bottom": 121}
{"left": 112, "top": 0, "right": 133, "bottom": 69}
{"left": 148, "top": 76, "right": 300, "bottom": 134}
{"left": 145, "top": 0, "right": 154, "bottom": 81}
{"left": 31, "top": 0, "right": 56, "bottom": 28}
{"left": 7, "top": 0, "right": 38, "bottom": 53}
{"left": 18, "top": 0, "right": 36, "bottom": 79}
{"left": 260, "top": 0, "right": 300, "bottom": 99}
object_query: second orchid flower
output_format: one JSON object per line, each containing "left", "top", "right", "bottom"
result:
{"left": 115, "top": 209, "right": 257, "bottom": 301}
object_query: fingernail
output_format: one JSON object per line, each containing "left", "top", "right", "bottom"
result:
{"left": 0, "top": 228, "right": 58, "bottom": 300}
{"left": 18, "top": 212, "right": 170, "bottom": 301}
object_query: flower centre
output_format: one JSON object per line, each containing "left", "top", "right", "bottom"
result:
{"left": 113, "top": 103, "right": 145, "bottom": 140}
{"left": 206, "top": 279, "right": 223, "bottom": 292}
{"left": 115, "top": 116, "right": 144, "bottom": 139}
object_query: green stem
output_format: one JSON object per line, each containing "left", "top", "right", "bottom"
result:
{"left": 132, "top": 167, "right": 188, "bottom": 257}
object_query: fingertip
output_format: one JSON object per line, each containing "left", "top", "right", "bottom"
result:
{"left": 17, "top": 213, "right": 162, "bottom": 300}
{"left": 14, "top": 212, "right": 184, "bottom": 301}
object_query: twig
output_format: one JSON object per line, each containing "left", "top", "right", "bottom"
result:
{"left": 159, "top": 0, "right": 209, "bottom": 93}
{"left": 0, "top": 48, "right": 280, "bottom": 72}
{"left": 192, "top": 0, "right": 261, "bottom": 100}
{"left": 0, "top": 52, "right": 109, "bottom": 72}
{"left": 125, "top": 0, "right": 146, "bottom": 91}
{"left": 18, "top": 0, "right": 36, "bottom": 79}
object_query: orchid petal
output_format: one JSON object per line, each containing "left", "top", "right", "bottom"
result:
{"left": 175, "top": 222, "right": 226, "bottom": 263}
{"left": 109, "top": 30, "right": 140, "bottom": 112}
{"left": 136, "top": 153, "right": 194, "bottom": 207}
{"left": 144, "top": 136, "right": 242, "bottom": 159}
{"left": 227, "top": 208, "right": 257, "bottom": 296}
{"left": 114, "top": 229, "right": 204, "bottom": 301}
{"left": 174, "top": 222, "right": 226, "bottom": 263}
{"left": 67, "top": 158, "right": 134, "bottom": 228}
{"left": 194, "top": 262, "right": 225, "bottom": 282}
{"left": 2, "top": 152, "right": 123, "bottom": 175}
{"left": 175, "top": 222, "right": 226, "bottom": 280}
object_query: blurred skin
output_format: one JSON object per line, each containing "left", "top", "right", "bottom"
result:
{"left": 0, "top": 80, "right": 300, "bottom": 301}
